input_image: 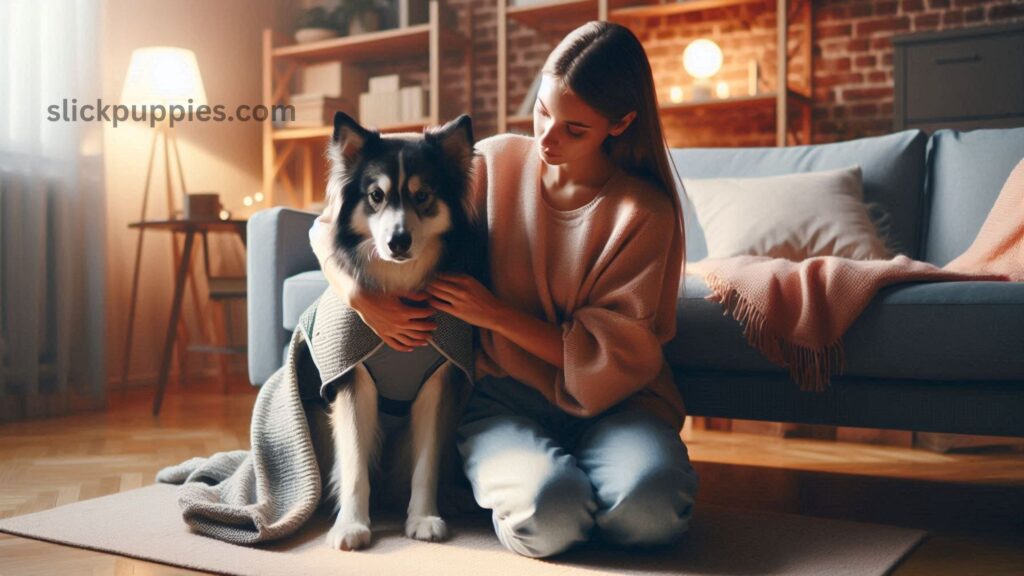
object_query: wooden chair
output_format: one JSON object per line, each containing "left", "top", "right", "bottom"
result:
{"left": 191, "top": 231, "right": 247, "bottom": 392}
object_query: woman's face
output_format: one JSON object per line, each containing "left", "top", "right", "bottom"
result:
{"left": 533, "top": 75, "right": 629, "bottom": 166}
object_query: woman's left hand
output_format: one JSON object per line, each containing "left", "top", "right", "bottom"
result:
{"left": 425, "top": 273, "right": 506, "bottom": 330}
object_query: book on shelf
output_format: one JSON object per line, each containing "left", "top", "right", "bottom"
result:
{"left": 301, "top": 61, "right": 367, "bottom": 101}
{"left": 285, "top": 94, "right": 348, "bottom": 128}
{"left": 294, "top": 62, "right": 366, "bottom": 124}
{"left": 359, "top": 90, "right": 400, "bottom": 127}
{"left": 400, "top": 86, "right": 427, "bottom": 123}
{"left": 368, "top": 74, "right": 401, "bottom": 94}
{"left": 359, "top": 74, "right": 428, "bottom": 127}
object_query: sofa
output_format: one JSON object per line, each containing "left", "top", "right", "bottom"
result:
{"left": 248, "top": 127, "right": 1024, "bottom": 437}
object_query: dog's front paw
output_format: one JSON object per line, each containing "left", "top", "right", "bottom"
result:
{"left": 327, "top": 521, "right": 372, "bottom": 551}
{"left": 405, "top": 515, "right": 449, "bottom": 542}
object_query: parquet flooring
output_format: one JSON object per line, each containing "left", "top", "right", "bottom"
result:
{"left": 1, "top": 376, "right": 1022, "bottom": 575}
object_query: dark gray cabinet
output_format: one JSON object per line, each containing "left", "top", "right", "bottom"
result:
{"left": 894, "top": 23, "right": 1024, "bottom": 132}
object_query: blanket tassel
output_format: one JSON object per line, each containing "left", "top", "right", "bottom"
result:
{"left": 703, "top": 274, "right": 847, "bottom": 392}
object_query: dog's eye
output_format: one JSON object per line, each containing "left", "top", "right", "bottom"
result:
{"left": 368, "top": 188, "right": 384, "bottom": 203}
{"left": 414, "top": 190, "right": 430, "bottom": 203}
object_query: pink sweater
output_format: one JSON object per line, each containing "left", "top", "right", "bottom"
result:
{"left": 471, "top": 135, "right": 686, "bottom": 427}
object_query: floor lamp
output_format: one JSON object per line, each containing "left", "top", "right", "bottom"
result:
{"left": 118, "top": 47, "right": 208, "bottom": 401}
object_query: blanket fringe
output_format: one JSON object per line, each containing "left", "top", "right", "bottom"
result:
{"left": 703, "top": 273, "right": 846, "bottom": 392}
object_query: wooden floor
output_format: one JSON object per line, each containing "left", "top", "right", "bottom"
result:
{"left": 1, "top": 376, "right": 1023, "bottom": 575}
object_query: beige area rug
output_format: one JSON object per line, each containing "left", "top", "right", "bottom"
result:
{"left": 0, "top": 483, "right": 926, "bottom": 576}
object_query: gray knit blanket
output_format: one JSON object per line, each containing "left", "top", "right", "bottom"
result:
{"left": 156, "top": 289, "right": 474, "bottom": 545}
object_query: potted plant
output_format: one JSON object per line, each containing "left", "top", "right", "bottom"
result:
{"left": 294, "top": 6, "right": 338, "bottom": 44}
{"left": 333, "top": 0, "right": 394, "bottom": 36}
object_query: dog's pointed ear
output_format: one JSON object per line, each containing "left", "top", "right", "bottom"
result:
{"left": 426, "top": 114, "right": 474, "bottom": 175}
{"left": 331, "top": 111, "right": 372, "bottom": 165}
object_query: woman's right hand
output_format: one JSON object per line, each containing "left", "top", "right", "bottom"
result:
{"left": 349, "top": 286, "right": 437, "bottom": 352}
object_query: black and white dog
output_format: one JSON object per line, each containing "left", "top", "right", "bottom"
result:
{"left": 308, "top": 112, "right": 479, "bottom": 551}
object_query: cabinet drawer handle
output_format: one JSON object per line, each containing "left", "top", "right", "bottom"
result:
{"left": 935, "top": 54, "right": 981, "bottom": 65}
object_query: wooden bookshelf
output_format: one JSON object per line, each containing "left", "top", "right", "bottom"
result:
{"left": 609, "top": 0, "right": 760, "bottom": 19}
{"left": 271, "top": 24, "right": 470, "bottom": 64}
{"left": 271, "top": 120, "right": 431, "bottom": 142}
{"left": 506, "top": 0, "right": 644, "bottom": 29}
{"left": 262, "top": 1, "right": 473, "bottom": 207}
{"left": 658, "top": 90, "right": 811, "bottom": 114}
{"left": 506, "top": 0, "right": 595, "bottom": 28}
{"left": 497, "top": 0, "right": 813, "bottom": 146}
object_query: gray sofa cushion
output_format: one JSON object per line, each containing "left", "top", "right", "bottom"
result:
{"left": 283, "top": 270, "right": 329, "bottom": 331}
{"left": 671, "top": 130, "right": 929, "bottom": 261}
{"left": 922, "top": 127, "right": 1024, "bottom": 266}
{"left": 248, "top": 208, "right": 319, "bottom": 385}
{"left": 668, "top": 275, "right": 1024, "bottom": 381}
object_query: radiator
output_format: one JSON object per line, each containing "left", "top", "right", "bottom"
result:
{"left": 0, "top": 164, "right": 106, "bottom": 421}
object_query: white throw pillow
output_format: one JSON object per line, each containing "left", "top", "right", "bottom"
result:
{"left": 683, "top": 165, "right": 891, "bottom": 261}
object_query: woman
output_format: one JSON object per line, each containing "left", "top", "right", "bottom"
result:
{"left": 313, "top": 21, "right": 698, "bottom": 558}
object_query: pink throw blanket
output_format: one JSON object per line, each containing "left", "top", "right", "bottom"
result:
{"left": 688, "top": 158, "right": 1024, "bottom": 391}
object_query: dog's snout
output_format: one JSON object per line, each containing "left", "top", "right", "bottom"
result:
{"left": 388, "top": 231, "right": 412, "bottom": 255}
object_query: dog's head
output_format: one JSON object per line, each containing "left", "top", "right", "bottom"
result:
{"left": 326, "top": 112, "right": 477, "bottom": 292}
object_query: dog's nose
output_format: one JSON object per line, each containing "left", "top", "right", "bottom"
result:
{"left": 388, "top": 231, "right": 412, "bottom": 255}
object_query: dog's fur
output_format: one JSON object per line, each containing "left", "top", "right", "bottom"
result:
{"left": 307, "top": 112, "right": 478, "bottom": 551}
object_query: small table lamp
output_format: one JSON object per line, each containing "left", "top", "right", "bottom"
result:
{"left": 119, "top": 47, "right": 208, "bottom": 396}
{"left": 683, "top": 39, "right": 723, "bottom": 102}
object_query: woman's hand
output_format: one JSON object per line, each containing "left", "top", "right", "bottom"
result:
{"left": 429, "top": 273, "right": 566, "bottom": 368}
{"left": 349, "top": 286, "right": 437, "bottom": 352}
{"left": 425, "top": 273, "right": 507, "bottom": 330}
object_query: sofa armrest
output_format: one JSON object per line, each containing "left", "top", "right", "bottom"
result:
{"left": 247, "top": 207, "right": 319, "bottom": 385}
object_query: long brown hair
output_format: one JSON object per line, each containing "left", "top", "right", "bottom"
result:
{"left": 542, "top": 21, "right": 687, "bottom": 276}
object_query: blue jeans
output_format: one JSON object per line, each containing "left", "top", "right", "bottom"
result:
{"left": 457, "top": 376, "right": 699, "bottom": 558}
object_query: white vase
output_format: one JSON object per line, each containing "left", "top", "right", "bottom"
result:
{"left": 294, "top": 27, "right": 338, "bottom": 44}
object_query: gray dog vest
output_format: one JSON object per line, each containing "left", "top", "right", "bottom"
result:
{"left": 363, "top": 343, "right": 447, "bottom": 416}
{"left": 299, "top": 341, "right": 446, "bottom": 431}
{"left": 295, "top": 292, "right": 472, "bottom": 432}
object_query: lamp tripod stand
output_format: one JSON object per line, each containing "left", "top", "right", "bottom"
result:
{"left": 119, "top": 122, "right": 210, "bottom": 413}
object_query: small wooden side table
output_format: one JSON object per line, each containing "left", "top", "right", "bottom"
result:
{"left": 124, "top": 219, "right": 247, "bottom": 415}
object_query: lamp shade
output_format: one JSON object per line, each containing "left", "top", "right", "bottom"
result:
{"left": 682, "top": 39, "right": 723, "bottom": 80}
{"left": 120, "top": 47, "right": 207, "bottom": 106}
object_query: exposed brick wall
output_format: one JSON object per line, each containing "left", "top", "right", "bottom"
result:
{"left": 810, "top": 0, "right": 1024, "bottom": 143}
{"left": 432, "top": 0, "right": 1024, "bottom": 147}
